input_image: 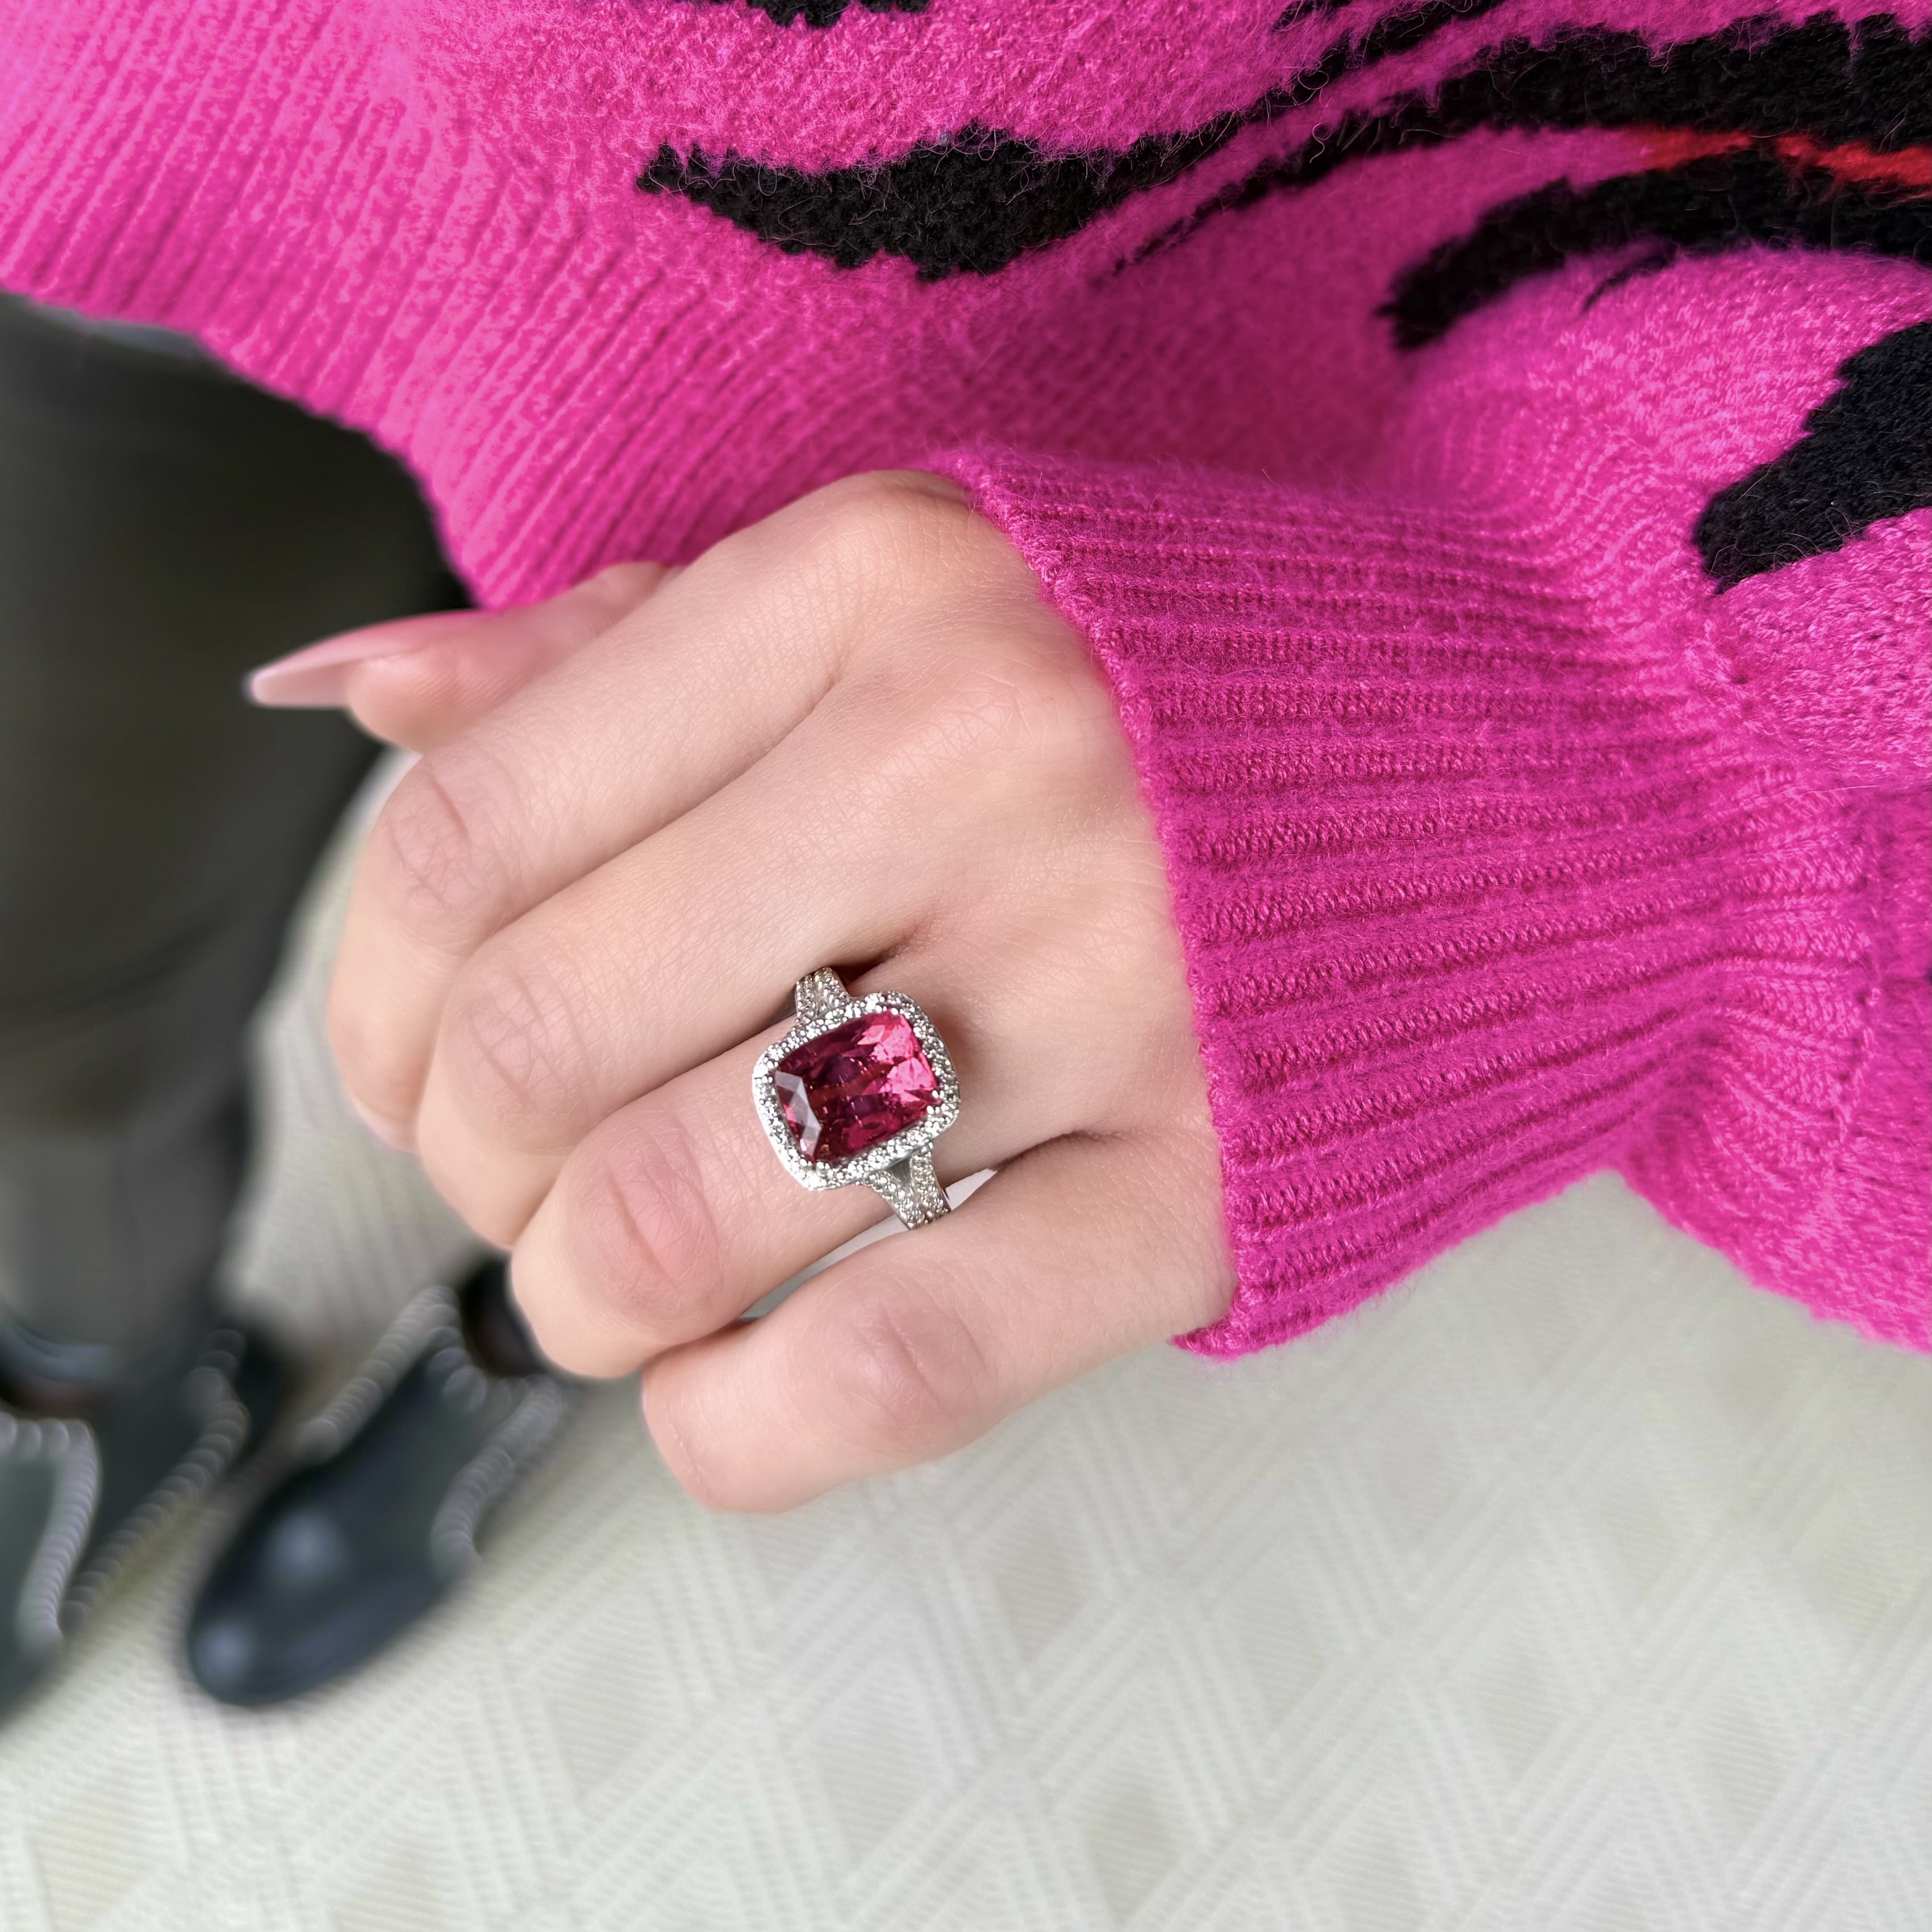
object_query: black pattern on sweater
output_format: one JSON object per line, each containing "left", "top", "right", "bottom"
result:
{"left": 1696, "top": 320, "right": 1932, "bottom": 586}
{"left": 1135, "top": 13, "right": 1929, "bottom": 264}
{"left": 1382, "top": 152, "right": 1932, "bottom": 349}
{"left": 639, "top": 0, "right": 1509, "bottom": 273}
{"left": 638, "top": 12, "right": 1927, "bottom": 277}
{"left": 687, "top": 0, "right": 927, "bottom": 25}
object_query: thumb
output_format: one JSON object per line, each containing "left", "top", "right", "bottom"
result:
{"left": 247, "top": 561, "right": 676, "bottom": 751}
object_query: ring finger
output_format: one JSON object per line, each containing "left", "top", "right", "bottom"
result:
{"left": 506, "top": 937, "right": 1131, "bottom": 1378}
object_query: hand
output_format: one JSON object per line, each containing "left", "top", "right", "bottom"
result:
{"left": 268, "top": 472, "right": 1233, "bottom": 1509}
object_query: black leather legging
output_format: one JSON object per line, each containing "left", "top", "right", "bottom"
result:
{"left": 0, "top": 293, "right": 464, "bottom": 1363}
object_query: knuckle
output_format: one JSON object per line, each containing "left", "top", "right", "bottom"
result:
{"left": 819, "top": 1282, "right": 996, "bottom": 1461}
{"left": 366, "top": 752, "right": 515, "bottom": 946}
{"left": 813, "top": 468, "right": 939, "bottom": 541}
{"left": 858, "top": 655, "right": 1083, "bottom": 817}
{"left": 696, "top": 473, "right": 981, "bottom": 688}
{"left": 799, "top": 473, "right": 975, "bottom": 608}
{"left": 440, "top": 948, "right": 588, "bottom": 1137}
{"left": 566, "top": 1110, "right": 726, "bottom": 1341}
{"left": 936, "top": 657, "right": 1057, "bottom": 753}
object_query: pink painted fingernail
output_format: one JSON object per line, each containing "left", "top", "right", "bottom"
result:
{"left": 245, "top": 610, "right": 477, "bottom": 708}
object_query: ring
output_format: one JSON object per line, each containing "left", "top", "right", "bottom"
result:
{"left": 752, "top": 969, "right": 960, "bottom": 1229}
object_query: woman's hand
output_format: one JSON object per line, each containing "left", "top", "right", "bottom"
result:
{"left": 257, "top": 471, "right": 1233, "bottom": 1509}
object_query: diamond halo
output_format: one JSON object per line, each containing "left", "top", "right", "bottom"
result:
{"left": 752, "top": 969, "right": 960, "bottom": 1228}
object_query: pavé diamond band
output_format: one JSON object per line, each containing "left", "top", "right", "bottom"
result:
{"left": 752, "top": 969, "right": 959, "bottom": 1230}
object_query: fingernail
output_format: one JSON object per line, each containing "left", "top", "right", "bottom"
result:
{"left": 246, "top": 610, "right": 475, "bottom": 708}
{"left": 348, "top": 1093, "right": 414, "bottom": 1153}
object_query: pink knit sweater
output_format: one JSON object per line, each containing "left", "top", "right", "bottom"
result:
{"left": 1, "top": 1, "right": 1925, "bottom": 1353}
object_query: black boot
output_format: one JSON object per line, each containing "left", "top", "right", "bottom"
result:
{"left": 185, "top": 1255, "right": 574, "bottom": 1707}
{"left": 0, "top": 1311, "right": 287, "bottom": 1724}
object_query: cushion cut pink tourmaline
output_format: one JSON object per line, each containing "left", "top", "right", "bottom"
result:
{"left": 772, "top": 1011, "right": 937, "bottom": 1165}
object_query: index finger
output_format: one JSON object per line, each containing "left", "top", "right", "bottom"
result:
{"left": 248, "top": 561, "right": 674, "bottom": 751}
{"left": 341, "top": 562, "right": 677, "bottom": 751}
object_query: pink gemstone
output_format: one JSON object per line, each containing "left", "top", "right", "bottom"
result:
{"left": 773, "top": 1011, "right": 937, "bottom": 1165}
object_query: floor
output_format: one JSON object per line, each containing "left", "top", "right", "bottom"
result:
{"left": 0, "top": 775, "right": 1926, "bottom": 1932}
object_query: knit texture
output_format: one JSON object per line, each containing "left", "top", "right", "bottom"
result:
{"left": 944, "top": 456, "right": 1927, "bottom": 1355}
{"left": 0, "top": 1, "right": 1924, "bottom": 1352}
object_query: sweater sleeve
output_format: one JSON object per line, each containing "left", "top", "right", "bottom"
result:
{"left": 928, "top": 428, "right": 1929, "bottom": 1358}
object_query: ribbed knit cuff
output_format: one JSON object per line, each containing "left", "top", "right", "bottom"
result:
{"left": 935, "top": 448, "right": 1906, "bottom": 1357}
